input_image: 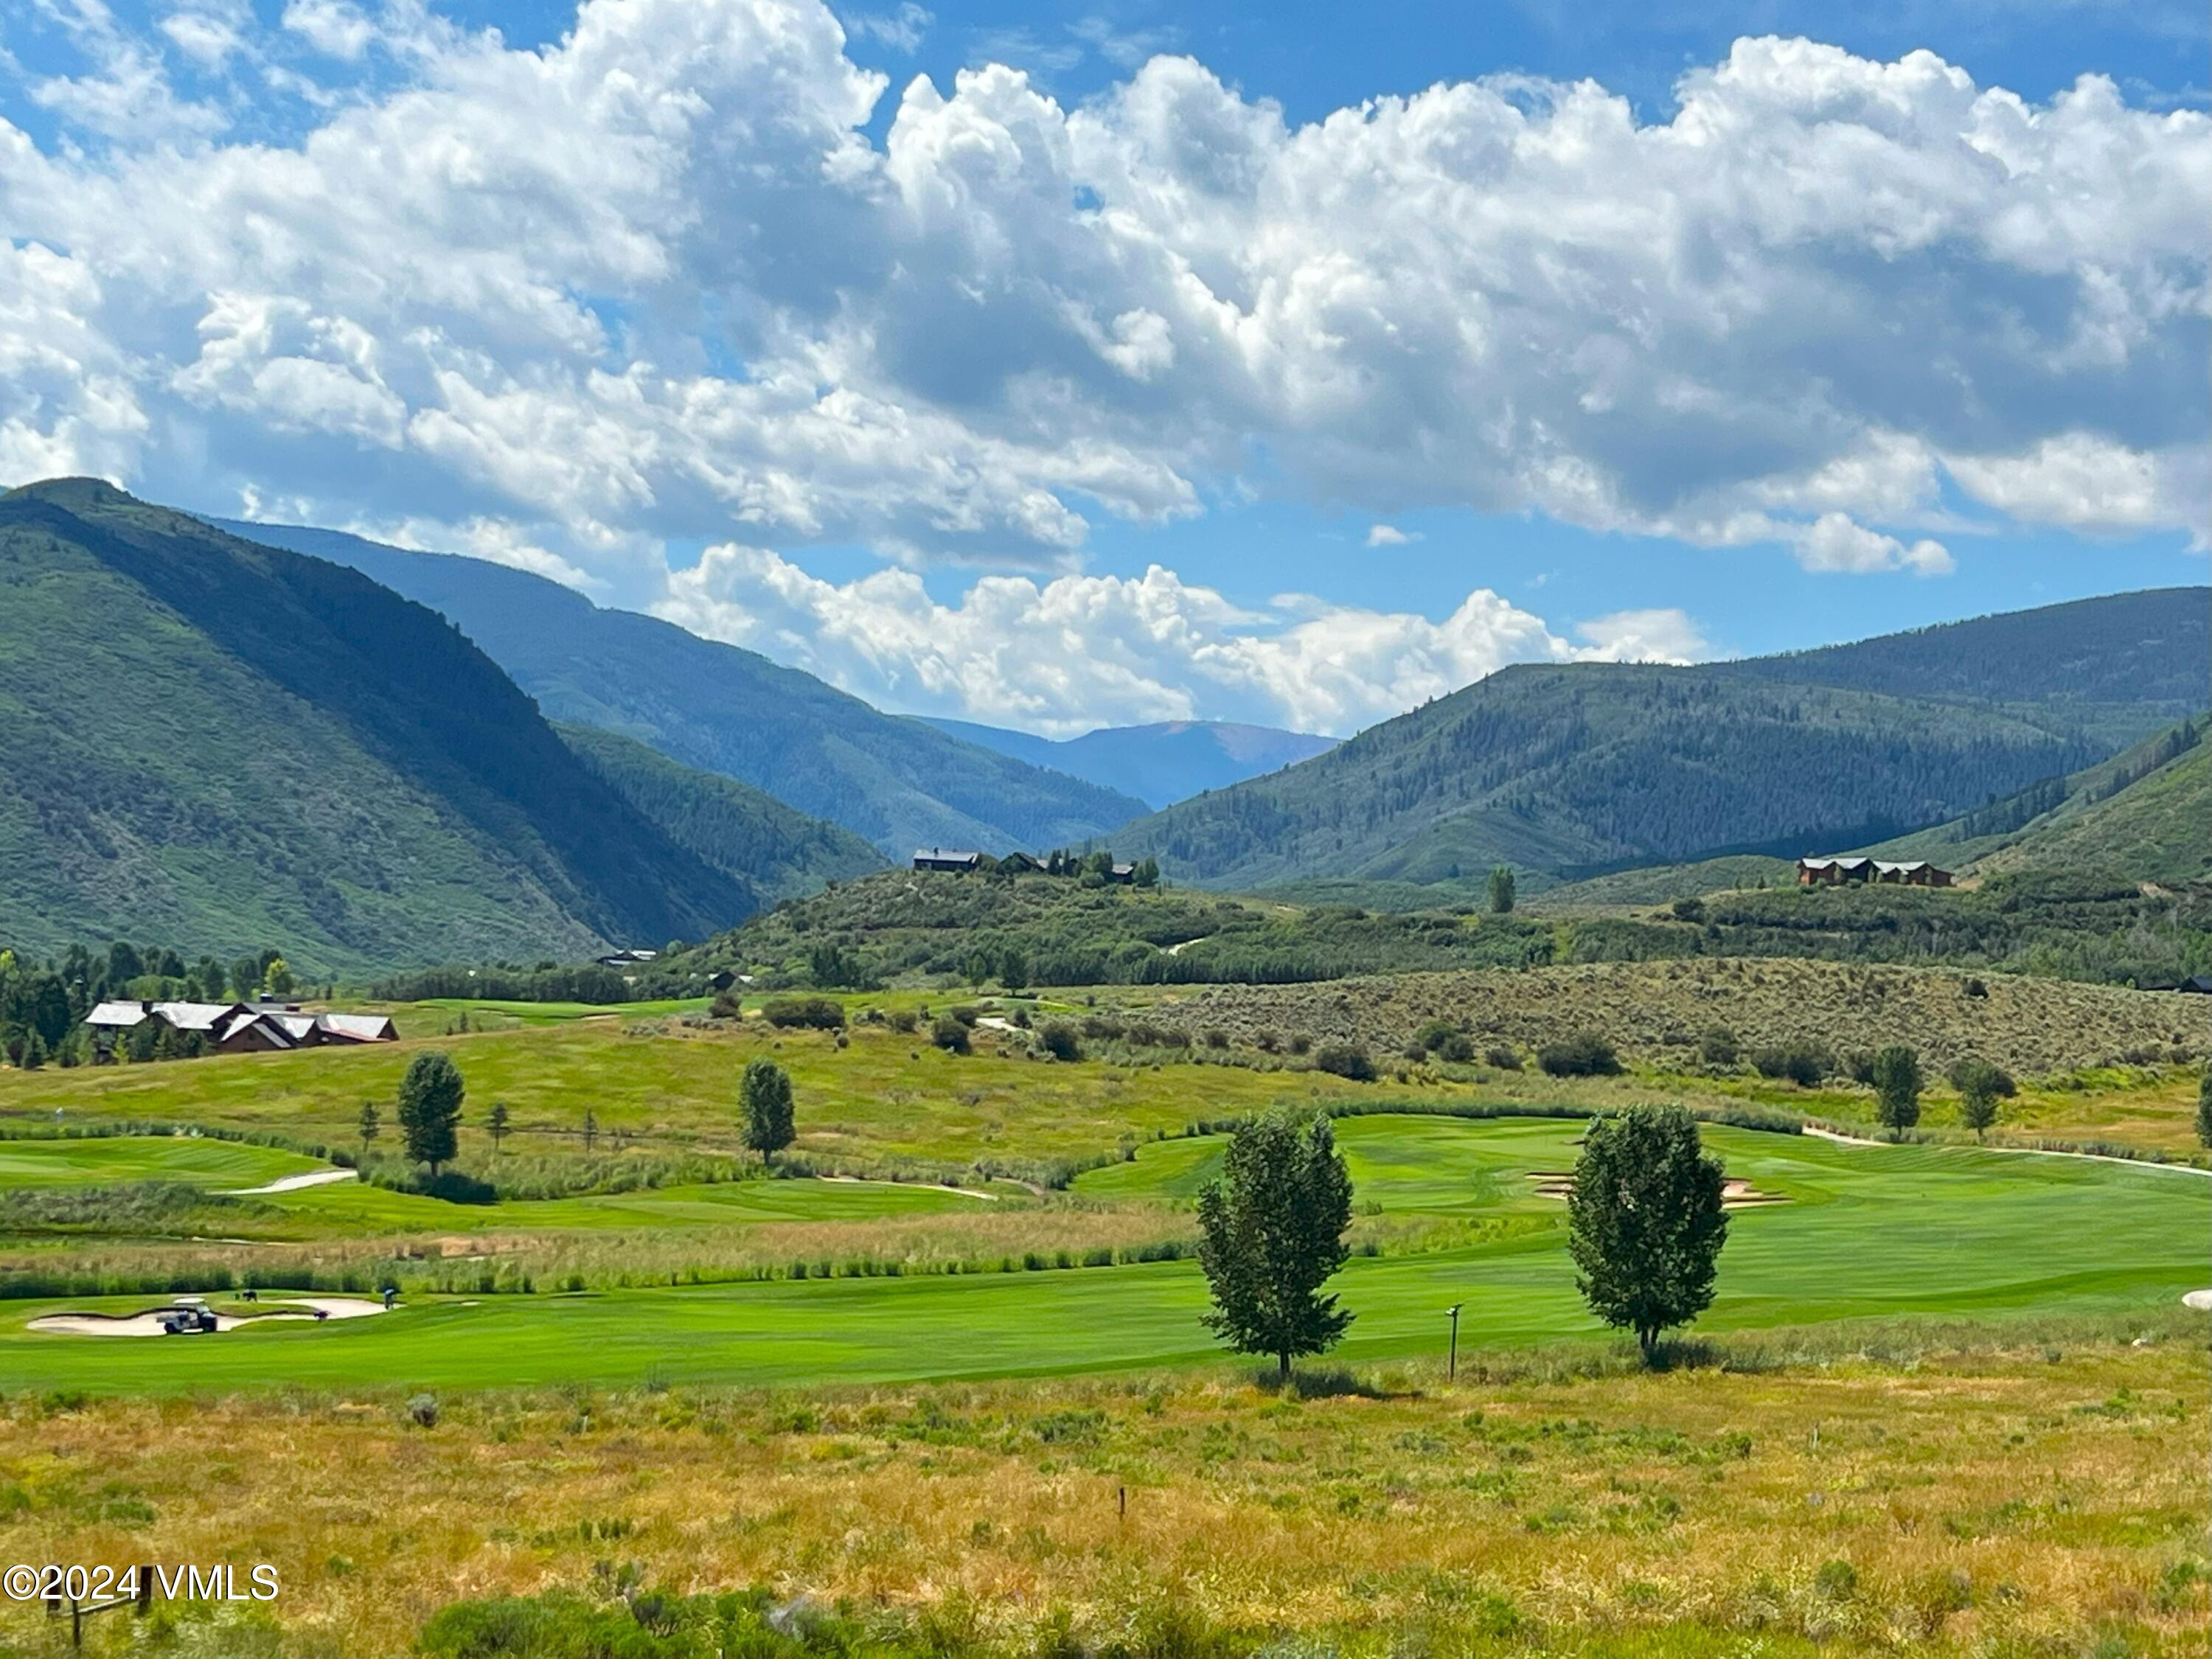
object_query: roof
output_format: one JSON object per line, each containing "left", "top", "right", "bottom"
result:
{"left": 86, "top": 1000, "right": 149, "bottom": 1027}
{"left": 150, "top": 1001, "right": 247, "bottom": 1032}
{"left": 219, "top": 1010, "right": 298, "bottom": 1048}
{"left": 912, "top": 848, "right": 982, "bottom": 863}
{"left": 318, "top": 1013, "right": 396, "bottom": 1042}
{"left": 1798, "top": 856, "right": 1872, "bottom": 871}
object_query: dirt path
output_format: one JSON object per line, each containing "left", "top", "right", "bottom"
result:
{"left": 223, "top": 1168, "right": 359, "bottom": 1196}
{"left": 1166, "top": 936, "right": 1211, "bottom": 956}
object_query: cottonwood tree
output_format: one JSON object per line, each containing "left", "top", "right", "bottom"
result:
{"left": 486, "top": 1101, "right": 511, "bottom": 1155}
{"left": 1873, "top": 1046, "right": 1923, "bottom": 1138}
{"left": 741, "top": 1058, "right": 796, "bottom": 1158}
{"left": 1196, "top": 1110, "right": 1354, "bottom": 1380}
{"left": 1486, "top": 865, "right": 1517, "bottom": 914}
{"left": 397, "top": 1051, "right": 465, "bottom": 1175}
{"left": 1952, "top": 1059, "right": 2004, "bottom": 1139}
{"left": 1567, "top": 1105, "right": 1729, "bottom": 1363}
{"left": 2197, "top": 1067, "right": 2211, "bottom": 1150}
{"left": 357, "top": 1100, "right": 380, "bottom": 1158}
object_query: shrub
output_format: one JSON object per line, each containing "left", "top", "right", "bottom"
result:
{"left": 406, "top": 1394, "right": 439, "bottom": 1428}
{"left": 1287, "top": 1034, "right": 1312, "bottom": 1057}
{"left": 1537, "top": 1033, "right": 1621, "bottom": 1077}
{"left": 1751, "top": 1040, "right": 1833, "bottom": 1088}
{"left": 762, "top": 996, "right": 844, "bottom": 1031}
{"left": 1436, "top": 1032, "right": 1475, "bottom": 1063}
{"left": 1202, "top": 1029, "right": 1230, "bottom": 1050}
{"left": 931, "top": 1017, "right": 970, "bottom": 1054}
{"left": 1947, "top": 1057, "right": 2015, "bottom": 1098}
{"left": 1671, "top": 897, "right": 1706, "bottom": 922}
{"left": 1485, "top": 1045, "right": 1522, "bottom": 1071}
{"left": 949, "top": 1005, "right": 981, "bottom": 1028}
{"left": 1037, "top": 1023, "right": 1082, "bottom": 1062}
{"left": 708, "top": 990, "right": 743, "bottom": 1020}
{"left": 886, "top": 1008, "right": 918, "bottom": 1034}
{"left": 1311, "top": 1043, "right": 1377, "bottom": 1082}
{"left": 1698, "top": 1026, "right": 1739, "bottom": 1067}
{"left": 1081, "top": 1016, "right": 1125, "bottom": 1040}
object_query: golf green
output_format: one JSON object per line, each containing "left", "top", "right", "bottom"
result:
{"left": 1, "top": 1119, "right": 2201, "bottom": 1394}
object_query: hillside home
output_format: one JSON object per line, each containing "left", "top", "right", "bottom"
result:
{"left": 1798, "top": 857, "right": 1953, "bottom": 888}
{"left": 596, "top": 947, "right": 659, "bottom": 968}
{"left": 997, "top": 852, "right": 1044, "bottom": 874}
{"left": 912, "top": 848, "right": 983, "bottom": 872}
{"left": 83, "top": 1000, "right": 397, "bottom": 1054}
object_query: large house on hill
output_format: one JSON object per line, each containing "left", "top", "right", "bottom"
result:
{"left": 912, "top": 848, "right": 983, "bottom": 872}
{"left": 1798, "top": 856, "right": 1953, "bottom": 888}
{"left": 84, "top": 1000, "right": 397, "bottom": 1056}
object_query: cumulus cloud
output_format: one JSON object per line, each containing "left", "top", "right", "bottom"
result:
{"left": 0, "top": 4, "right": 2202, "bottom": 725}
{"left": 1366, "top": 524, "right": 1416, "bottom": 547}
{"left": 656, "top": 549, "right": 1698, "bottom": 735}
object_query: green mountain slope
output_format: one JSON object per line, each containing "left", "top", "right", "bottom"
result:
{"left": 214, "top": 520, "right": 1147, "bottom": 858}
{"left": 0, "top": 481, "right": 760, "bottom": 973}
{"left": 557, "top": 724, "right": 886, "bottom": 902}
{"left": 1119, "top": 590, "right": 2208, "bottom": 891}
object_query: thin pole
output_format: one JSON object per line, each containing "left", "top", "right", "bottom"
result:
{"left": 1447, "top": 1304, "right": 1462, "bottom": 1381}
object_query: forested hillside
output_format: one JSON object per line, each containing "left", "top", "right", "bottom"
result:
{"left": 1119, "top": 592, "right": 2206, "bottom": 891}
{"left": 557, "top": 725, "right": 886, "bottom": 902}
{"left": 218, "top": 521, "right": 1147, "bottom": 858}
{"left": 0, "top": 481, "right": 757, "bottom": 973}
{"left": 923, "top": 717, "right": 1338, "bottom": 808}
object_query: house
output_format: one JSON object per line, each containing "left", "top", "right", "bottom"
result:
{"left": 912, "top": 848, "right": 983, "bottom": 873}
{"left": 1798, "top": 856, "right": 1952, "bottom": 888}
{"left": 596, "top": 947, "right": 659, "bottom": 968}
{"left": 2177, "top": 975, "right": 2212, "bottom": 995}
{"left": 1108, "top": 862, "right": 1136, "bottom": 885}
{"left": 997, "top": 852, "right": 1044, "bottom": 875}
{"left": 82, "top": 999, "right": 397, "bottom": 1057}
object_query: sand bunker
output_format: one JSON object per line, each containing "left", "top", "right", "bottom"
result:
{"left": 1524, "top": 1171, "right": 1787, "bottom": 1208}
{"left": 28, "top": 1296, "right": 389, "bottom": 1338}
{"left": 2184, "top": 1290, "right": 2212, "bottom": 1312}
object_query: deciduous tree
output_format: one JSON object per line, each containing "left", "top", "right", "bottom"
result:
{"left": 1486, "top": 865, "right": 1517, "bottom": 914}
{"left": 1196, "top": 1110, "right": 1354, "bottom": 1380}
{"left": 1873, "top": 1045, "right": 1923, "bottom": 1138}
{"left": 397, "top": 1051, "right": 464, "bottom": 1175}
{"left": 740, "top": 1058, "right": 796, "bottom": 1157}
{"left": 1566, "top": 1105, "right": 1729, "bottom": 1363}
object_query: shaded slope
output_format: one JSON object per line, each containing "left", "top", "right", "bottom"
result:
{"left": 0, "top": 481, "right": 753, "bottom": 971}
{"left": 557, "top": 724, "right": 886, "bottom": 903}
{"left": 215, "top": 520, "right": 1147, "bottom": 858}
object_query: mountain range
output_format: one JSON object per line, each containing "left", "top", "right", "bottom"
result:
{"left": 0, "top": 481, "right": 806, "bottom": 973}
{"left": 921, "top": 717, "right": 1337, "bottom": 810}
{"left": 215, "top": 520, "right": 1147, "bottom": 858}
{"left": 1117, "top": 588, "right": 2209, "bottom": 892}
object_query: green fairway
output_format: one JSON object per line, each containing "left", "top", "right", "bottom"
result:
{"left": 0, "top": 1135, "right": 324, "bottom": 1190}
{"left": 3, "top": 1117, "right": 2201, "bottom": 1395}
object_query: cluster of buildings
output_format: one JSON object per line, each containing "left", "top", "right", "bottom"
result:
{"left": 1796, "top": 856, "right": 1954, "bottom": 888}
{"left": 84, "top": 998, "right": 397, "bottom": 1056}
{"left": 913, "top": 848, "right": 1139, "bottom": 881}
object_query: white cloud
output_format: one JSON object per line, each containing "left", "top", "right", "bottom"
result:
{"left": 1366, "top": 524, "right": 1417, "bottom": 547}
{"left": 1573, "top": 608, "right": 1708, "bottom": 662}
{"left": 657, "top": 549, "right": 1703, "bottom": 736}
{"left": 845, "top": 3, "right": 931, "bottom": 53}
{"left": 0, "top": 6, "right": 2201, "bottom": 727}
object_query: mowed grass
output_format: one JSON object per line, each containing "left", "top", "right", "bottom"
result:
{"left": 2, "top": 1118, "right": 2200, "bottom": 1396}
{"left": 0, "top": 1135, "right": 321, "bottom": 1190}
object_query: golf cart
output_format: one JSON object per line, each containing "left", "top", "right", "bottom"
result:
{"left": 158, "top": 1297, "right": 219, "bottom": 1335}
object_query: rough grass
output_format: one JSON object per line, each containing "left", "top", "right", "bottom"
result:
{"left": 1147, "top": 958, "right": 2205, "bottom": 1082}
{"left": 0, "top": 1331, "right": 2200, "bottom": 1656}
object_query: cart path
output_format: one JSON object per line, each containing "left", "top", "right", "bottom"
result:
{"left": 223, "top": 1168, "right": 359, "bottom": 1196}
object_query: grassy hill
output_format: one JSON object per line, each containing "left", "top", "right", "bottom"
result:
{"left": 922, "top": 717, "right": 1338, "bottom": 809}
{"left": 1118, "top": 591, "right": 2208, "bottom": 892}
{"left": 0, "top": 481, "right": 762, "bottom": 973}
{"left": 217, "top": 520, "right": 1148, "bottom": 858}
{"left": 557, "top": 725, "right": 886, "bottom": 905}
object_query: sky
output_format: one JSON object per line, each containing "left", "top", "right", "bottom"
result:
{"left": 0, "top": 0, "right": 2204, "bottom": 738}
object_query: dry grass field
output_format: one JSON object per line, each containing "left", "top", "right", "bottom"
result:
{"left": 0, "top": 1326, "right": 2199, "bottom": 1657}
{"left": 1152, "top": 959, "right": 2205, "bottom": 1083}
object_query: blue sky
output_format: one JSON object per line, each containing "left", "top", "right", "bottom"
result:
{"left": 0, "top": 0, "right": 2203, "bottom": 734}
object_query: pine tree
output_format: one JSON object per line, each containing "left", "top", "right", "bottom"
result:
{"left": 1197, "top": 1110, "right": 1355, "bottom": 1380}
{"left": 397, "top": 1051, "right": 464, "bottom": 1175}
{"left": 741, "top": 1059, "right": 796, "bottom": 1157}
{"left": 1486, "top": 865, "right": 1517, "bottom": 914}
{"left": 1567, "top": 1105, "right": 1729, "bottom": 1363}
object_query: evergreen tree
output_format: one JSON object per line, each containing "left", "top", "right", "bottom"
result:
{"left": 1566, "top": 1105, "right": 1729, "bottom": 1362}
{"left": 397, "top": 1051, "right": 465, "bottom": 1175}
{"left": 18, "top": 1032, "right": 45, "bottom": 1071}
{"left": 1196, "top": 1110, "right": 1355, "bottom": 1380}
{"left": 740, "top": 1058, "right": 796, "bottom": 1157}
{"left": 998, "top": 948, "right": 1029, "bottom": 994}
{"left": 1133, "top": 857, "right": 1161, "bottom": 889}
{"left": 2197, "top": 1066, "right": 2211, "bottom": 1151}
{"left": 1486, "top": 865, "right": 1517, "bottom": 914}
{"left": 232, "top": 957, "right": 262, "bottom": 1000}
{"left": 1873, "top": 1045, "right": 1924, "bottom": 1138}
{"left": 582, "top": 1107, "right": 599, "bottom": 1154}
